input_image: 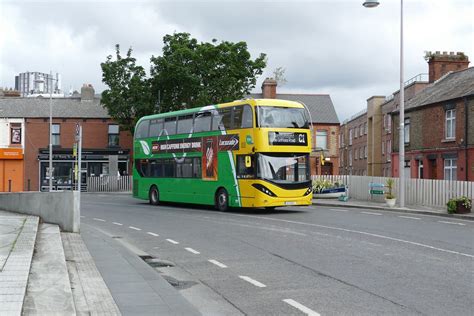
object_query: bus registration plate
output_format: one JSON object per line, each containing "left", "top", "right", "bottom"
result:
{"left": 285, "top": 201, "right": 296, "bottom": 205}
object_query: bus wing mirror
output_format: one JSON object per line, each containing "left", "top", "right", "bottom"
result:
{"left": 245, "top": 156, "right": 252, "bottom": 168}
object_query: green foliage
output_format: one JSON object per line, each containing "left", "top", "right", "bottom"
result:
{"left": 150, "top": 32, "right": 267, "bottom": 113}
{"left": 101, "top": 45, "right": 154, "bottom": 133}
{"left": 312, "top": 179, "right": 344, "bottom": 193}
{"left": 385, "top": 178, "right": 395, "bottom": 199}
{"left": 446, "top": 196, "right": 472, "bottom": 213}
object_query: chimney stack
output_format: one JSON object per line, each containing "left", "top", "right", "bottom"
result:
{"left": 261, "top": 78, "right": 277, "bottom": 99}
{"left": 425, "top": 51, "right": 470, "bottom": 83}
{"left": 80, "top": 84, "right": 95, "bottom": 102}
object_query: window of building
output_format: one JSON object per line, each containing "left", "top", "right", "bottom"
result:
{"left": 364, "top": 122, "right": 367, "bottom": 135}
{"left": 354, "top": 148, "right": 358, "bottom": 160}
{"left": 52, "top": 124, "right": 60, "bottom": 146}
{"left": 445, "top": 109, "right": 456, "bottom": 139}
{"left": 10, "top": 123, "right": 22, "bottom": 145}
{"left": 444, "top": 158, "right": 457, "bottom": 180}
{"left": 404, "top": 118, "right": 410, "bottom": 144}
{"left": 349, "top": 150, "right": 352, "bottom": 166}
{"left": 316, "top": 130, "right": 328, "bottom": 150}
{"left": 364, "top": 145, "right": 367, "bottom": 158}
{"left": 355, "top": 126, "right": 358, "bottom": 138}
{"left": 359, "top": 147, "right": 363, "bottom": 159}
{"left": 382, "top": 141, "right": 385, "bottom": 155}
{"left": 349, "top": 129, "right": 353, "bottom": 145}
{"left": 108, "top": 124, "right": 119, "bottom": 147}
{"left": 387, "top": 114, "right": 391, "bottom": 133}
{"left": 387, "top": 140, "right": 391, "bottom": 161}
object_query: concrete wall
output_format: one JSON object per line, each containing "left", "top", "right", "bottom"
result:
{"left": 0, "top": 191, "right": 79, "bottom": 232}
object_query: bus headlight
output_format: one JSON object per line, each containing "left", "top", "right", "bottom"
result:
{"left": 252, "top": 184, "right": 277, "bottom": 197}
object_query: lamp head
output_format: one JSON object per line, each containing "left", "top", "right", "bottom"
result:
{"left": 363, "top": 0, "right": 380, "bottom": 8}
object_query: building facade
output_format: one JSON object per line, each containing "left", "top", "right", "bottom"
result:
{"left": 15, "top": 71, "right": 62, "bottom": 97}
{"left": 0, "top": 117, "right": 25, "bottom": 192}
{"left": 251, "top": 78, "right": 340, "bottom": 175}
{"left": 0, "top": 85, "right": 133, "bottom": 192}
{"left": 392, "top": 66, "right": 474, "bottom": 181}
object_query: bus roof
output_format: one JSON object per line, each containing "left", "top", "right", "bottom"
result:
{"left": 137, "top": 98, "right": 304, "bottom": 123}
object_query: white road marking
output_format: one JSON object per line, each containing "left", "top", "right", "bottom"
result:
{"left": 398, "top": 216, "right": 421, "bottom": 220}
{"left": 330, "top": 208, "right": 348, "bottom": 212}
{"left": 283, "top": 299, "right": 320, "bottom": 316}
{"left": 93, "top": 218, "right": 106, "bottom": 222}
{"left": 112, "top": 222, "right": 123, "bottom": 226}
{"left": 438, "top": 220, "right": 466, "bottom": 226}
{"left": 361, "top": 211, "right": 382, "bottom": 216}
{"left": 129, "top": 226, "right": 141, "bottom": 231}
{"left": 80, "top": 215, "right": 85, "bottom": 218}
{"left": 147, "top": 232, "right": 159, "bottom": 237}
{"left": 223, "top": 213, "right": 474, "bottom": 258}
{"left": 166, "top": 239, "right": 179, "bottom": 244}
{"left": 239, "top": 276, "right": 266, "bottom": 288}
{"left": 185, "top": 247, "right": 200, "bottom": 254}
{"left": 208, "top": 259, "right": 227, "bottom": 268}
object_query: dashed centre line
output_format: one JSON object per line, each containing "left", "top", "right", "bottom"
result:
{"left": 239, "top": 276, "right": 266, "bottom": 288}
{"left": 208, "top": 259, "right": 227, "bottom": 268}
{"left": 438, "top": 220, "right": 466, "bottom": 226}
{"left": 185, "top": 247, "right": 200, "bottom": 254}
{"left": 129, "top": 226, "right": 141, "bottom": 231}
{"left": 283, "top": 299, "right": 320, "bottom": 316}
{"left": 330, "top": 208, "right": 348, "bottom": 212}
{"left": 93, "top": 218, "right": 106, "bottom": 222}
{"left": 398, "top": 216, "right": 421, "bottom": 220}
{"left": 147, "top": 232, "right": 159, "bottom": 237}
{"left": 361, "top": 211, "right": 382, "bottom": 216}
{"left": 80, "top": 215, "right": 85, "bottom": 218}
{"left": 112, "top": 222, "right": 123, "bottom": 226}
{"left": 166, "top": 239, "right": 179, "bottom": 244}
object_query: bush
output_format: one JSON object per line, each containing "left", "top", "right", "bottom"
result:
{"left": 447, "top": 196, "right": 472, "bottom": 214}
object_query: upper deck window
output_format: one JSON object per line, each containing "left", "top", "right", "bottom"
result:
{"left": 257, "top": 106, "right": 308, "bottom": 129}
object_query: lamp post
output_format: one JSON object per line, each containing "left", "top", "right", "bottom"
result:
{"left": 48, "top": 72, "right": 59, "bottom": 192}
{"left": 363, "top": 0, "right": 405, "bottom": 208}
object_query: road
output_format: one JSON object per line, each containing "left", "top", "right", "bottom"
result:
{"left": 81, "top": 193, "right": 474, "bottom": 315}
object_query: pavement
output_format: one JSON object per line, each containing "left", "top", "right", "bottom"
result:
{"left": 313, "top": 197, "right": 474, "bottom": 220}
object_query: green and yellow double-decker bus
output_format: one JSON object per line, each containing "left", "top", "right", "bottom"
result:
{"left": 133, "top": 98, "right": 313, "bottom": 211}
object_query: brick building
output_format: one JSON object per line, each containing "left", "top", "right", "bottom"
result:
{"left": 392, "top": 65, "right": 473, "bottom": 181}
{"left": 339, "top": 109, "right": 368, "bottom": 175}
{"left": 251, "top": 78, "right": 340, "bottom": 175}
{"left": 0, "top": 85, "right": 133, "bottom": 192}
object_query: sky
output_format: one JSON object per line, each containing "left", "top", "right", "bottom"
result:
{"left": 0, "top": 0, "right": 473, "bottom": 121}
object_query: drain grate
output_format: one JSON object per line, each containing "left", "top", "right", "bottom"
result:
{"left": 140, "top": 255, "right": 174, "bottom": 268}
{"left": 161, "top": 275, "right": 198, "bottom": 290}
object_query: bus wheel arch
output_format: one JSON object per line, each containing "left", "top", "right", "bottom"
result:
{"left": 149, "top": 185, "right": 160, "bottom": 206}
{"left": 215, "top": 187, "right": 229, "bottom": 212}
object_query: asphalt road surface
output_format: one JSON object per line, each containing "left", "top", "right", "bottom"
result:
{"left": 81, "top": 193, "right": 474, "bottom": 315}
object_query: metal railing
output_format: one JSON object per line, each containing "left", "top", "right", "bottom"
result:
{"left": 312, "top": 175, "right": 474, "bottom": 208}
{"left": 87, "top": 175, "right": 132, "bottom": 192}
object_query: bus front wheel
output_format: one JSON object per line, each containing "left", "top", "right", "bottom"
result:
{"left": 215, "top": 188, "right": 229, "bottom": 212}
{"left": 149, "top": 186, "right": 160, "bottom": 206}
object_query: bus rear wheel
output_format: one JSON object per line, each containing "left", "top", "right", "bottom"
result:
{"left": 215, "top": 188, "right": 229, "bottom": 212}
{"left": 149, "top": 186, "right": 159, "bottom": 206}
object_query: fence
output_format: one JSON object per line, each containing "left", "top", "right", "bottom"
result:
{"left": 311, "top": 175, "right": 474, "bottom": 208}
{"left": 87, "top": 175, "right": 132, "bottom": 192}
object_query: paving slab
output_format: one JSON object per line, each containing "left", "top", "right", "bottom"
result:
{"left": 0, "top": 215, "right": 38, "bottom": 315}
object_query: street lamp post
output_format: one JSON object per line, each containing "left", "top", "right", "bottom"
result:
{"left": 48, "top": 72, "right": 59, "bottom": 192}
{"left": 363, "top": 0, "right": 405, "bottom": 208}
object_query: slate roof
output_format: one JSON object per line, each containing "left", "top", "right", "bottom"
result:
{"left": 248, "top": 93, "right": 339, "bottom": 124}
{"left": 0, "top": 97, "right": 109, "bottom": 118}
{"left": 401, "top": 67, "right": 474, "bottom": 112}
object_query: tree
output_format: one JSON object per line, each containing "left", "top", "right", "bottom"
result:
{"left": 273, "top": 66, "right": 287, "bottom": 86}
{"left": 150, "top": 33, "right": 266, "bottom": 112}
{"left": 101, "top": 45, "right": 154, "bottom": 133}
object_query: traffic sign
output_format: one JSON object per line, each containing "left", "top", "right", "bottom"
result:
{"left": 370, "top": 190, "right": 384, "bottom": 195}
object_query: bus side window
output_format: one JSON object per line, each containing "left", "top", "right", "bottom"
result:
{"left": 194, "top": 111, "right": 211, "bottom": 133}
{"left": 164, "top": 117, "right": 177, "bottom": 136}
{"left": 177, "top": 114, "right": 194, "bottom": 135}
{"left": 135, "top": 120, "right": 150, "bottom": 139}
{"left": 193, "top": 157, "right": 201, "bottom": 178}
{"left": 149, "top": 119, "right": 163, "bottom": 137}
{"left": 214, "top": 107, "right": 232, "bottom": 130}
{"left": 234, "top": 105, "right": 253, "bottom": 129}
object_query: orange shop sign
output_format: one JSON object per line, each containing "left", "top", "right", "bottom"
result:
{"left": 0, "top": 148, "right": 23, "bottom": 159}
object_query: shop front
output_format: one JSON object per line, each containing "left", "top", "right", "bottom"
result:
{"left": 37, "top": 148, "right": 129, "bottom": 191}
{"left": 0, "top": 148, "right": 24, "bottom": 192}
